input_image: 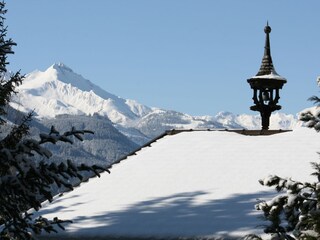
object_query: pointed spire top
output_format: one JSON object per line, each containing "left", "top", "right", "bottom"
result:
{"left": 264, "top": 21, "right": 271, "bottom": 34}
{"left": 248, "top": 23, "right": 287, "bottom": 82}
{"left": 256, "top": 22, "right": 275, "bottom": 76}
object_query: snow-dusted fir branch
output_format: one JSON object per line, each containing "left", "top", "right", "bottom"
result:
{"left": 39, "top": 126, "right": 94, "bottom": 145}
{"left": 253, "top": 164, "right": 320, "bottom": 240}
{"left": 0, "top": 124, "right": 106, "bottom": 240}
{"left": 299, "top": 93, "right": 320, "bottom": 132}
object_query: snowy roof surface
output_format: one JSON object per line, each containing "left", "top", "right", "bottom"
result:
{"left": 250, "top": 70, "right": 287, "bottom": 81}
{"left": 37, "top": 127, "right": 320, "bottom": 239}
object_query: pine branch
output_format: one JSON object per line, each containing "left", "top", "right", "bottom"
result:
{"left": 308, "top": 96, "right": 320, "bottom": 105}
{"left": 1, "top": 111, "right": 33, "bottom": 148}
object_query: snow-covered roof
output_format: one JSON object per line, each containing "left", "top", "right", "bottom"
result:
{"left": 37, "top": 127, "right": 320, "bottom": 239}
{"left": 250, "top": 70, "right": 287, "bottom": 81}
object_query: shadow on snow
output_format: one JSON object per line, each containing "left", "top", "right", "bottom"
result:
{"left": 38, "top": 190, "right": 275, "bottom": 239}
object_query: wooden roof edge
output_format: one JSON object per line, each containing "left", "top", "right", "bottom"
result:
{"left": 112, "top": 131, "right": 169, "bottom": 165}
{"left": 164, "top": 128, "right": 292, "bottom": 136}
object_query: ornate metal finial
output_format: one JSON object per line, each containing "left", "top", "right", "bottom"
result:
{"left": 264, "top": 21, "right": 271, "bottom": 34}
{"left": 256, "top": 22, "right": 274, "bottom": 76}
{"left": 247, "top": 24, "right": 287, "bottom": 130}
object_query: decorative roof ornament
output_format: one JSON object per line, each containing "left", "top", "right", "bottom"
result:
{"left": 250, "top": 22, "right": 286, "bottom": 81}
{"left": 247, "top": 23, "right": 287, "bottom": 130}
{"left": 256, "top": 22, "right": 274, "bottom": 76}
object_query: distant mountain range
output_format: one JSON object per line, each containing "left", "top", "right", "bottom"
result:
{"left": 8, "top": 63, "right": 299, "bottom": 165}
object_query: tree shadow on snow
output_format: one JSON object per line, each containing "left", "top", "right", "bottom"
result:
{"left": 39, "top": 191, "right": 275, "bottom": 239}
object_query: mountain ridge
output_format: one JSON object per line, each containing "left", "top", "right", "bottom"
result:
{"left": 10, "top": 63, "right": 299, "bottom": 144}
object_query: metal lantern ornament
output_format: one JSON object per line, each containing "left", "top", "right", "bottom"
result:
{"left": 247, "top": 23, "right": 287, "bottom": 130}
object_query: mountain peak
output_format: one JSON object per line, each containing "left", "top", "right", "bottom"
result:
{"left": 12, "top": 63, "right": 152, "bottom": 123}
{"left": 50, "top": 62, "right": 73, "bottom": 73}
{"left": 45, "top": 62, "right": 94, "bottom": 89}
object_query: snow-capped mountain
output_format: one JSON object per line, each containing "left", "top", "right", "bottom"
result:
{"left": 11, "top": 63, "right": 152, "bottom": 124}
{"left": 11, "top": 63, "right": 298, "bottom": 144}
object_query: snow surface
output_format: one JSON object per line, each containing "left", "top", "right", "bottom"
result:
{"left": 250, "top": 69, "right": 287, "bottom": 81}
{"left": 36, "top": 127, "right": 320, "bottom": 239}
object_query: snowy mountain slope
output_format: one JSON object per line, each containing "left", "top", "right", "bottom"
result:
{"left": 10, "top": 63, "right": 298, "bottom": 145}
{"left": 210, "top": 111, "right": 298, "bottom": 130}
{"left": 1, "top": 106, "right": 139, "bottom": 166}
{"left": 11, "top": 63, "right": 152, "bottom": 124}
{"left": 40, "top": 114, "right": 139, "bottom": 165}
{"left": 134, "top": 109, "right": 225, "bottom": 139}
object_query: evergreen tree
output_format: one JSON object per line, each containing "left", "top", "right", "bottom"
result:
{"left": 0, "top": 1, "right": 105, "bottom": 239}
{"left": 247, "top": 90, "right": 320, "bottom": 240}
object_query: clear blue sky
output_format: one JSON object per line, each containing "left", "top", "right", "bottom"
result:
{"left": 5, "top": 0, "right": 320, "bottom": 116}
